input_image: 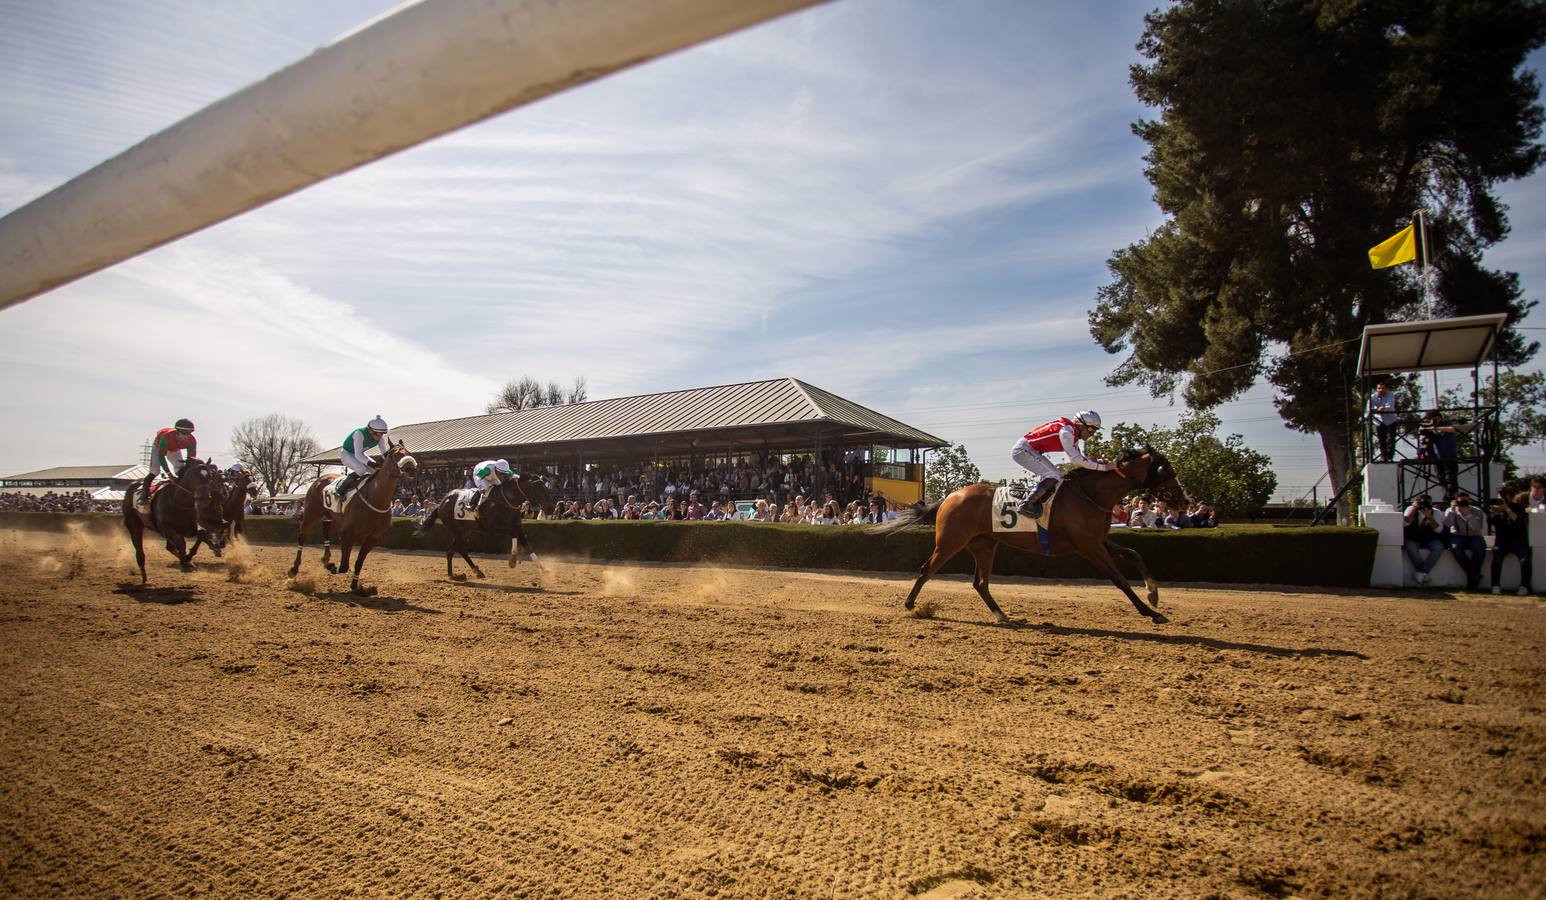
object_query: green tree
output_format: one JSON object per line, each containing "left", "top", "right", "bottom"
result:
{"left": 925, "top": 443, "right": 983, "bottom": 503}
{"left": 1089, "top": 0, "right": 1544, "bottom": 503}
{"left": 1438, "top": 370, "right": 1546, "bottom": 476}
{"left": 1085, "top": 411, "right": 1277, "bottom": 518}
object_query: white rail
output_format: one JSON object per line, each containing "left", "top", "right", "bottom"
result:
{"left": 0, "top": 0, "right": 827, "bottom": 311}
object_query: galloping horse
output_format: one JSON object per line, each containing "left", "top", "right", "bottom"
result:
{"left": 191, "top": 467, "right": 260, "bottom": 558}
{"left": 122, "top": 460, "right": 229, "bottom": 584}
{"left": 872, "top": 448, "right": 1187, "bottom": 624}
{"left": 288, "top": 441, "right": 418, "bottom": 596}
{"left": 414, "top": 473, "right": 552, "bottom": 579}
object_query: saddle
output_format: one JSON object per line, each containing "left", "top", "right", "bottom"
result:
{"left": 992, "top": 483, "right": 1055, "bottom": 552}
{"left": 323, "top": 473, "right": 373, "bottom": 514}
{"left": 135, "top": 477, "right": 173, "bottom": 513}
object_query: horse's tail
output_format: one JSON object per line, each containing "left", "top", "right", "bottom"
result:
{"left": 414, "top": 500, "right": 442, "bottom": 537}
{"left": 867, "top": 500, "right": 942, "bottom": 535}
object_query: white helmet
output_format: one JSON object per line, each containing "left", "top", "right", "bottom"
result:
{"left": 1076, "top": 410, "right": 1102, "bottom": 430}
{"left": 494, "top": 459, "right": 512, "bottom": 474}
{"left": 228, "top": 462, "right": 245, "bottom": 473}
{"left": 367, "top": 415, "right": 389, "bottom": 433}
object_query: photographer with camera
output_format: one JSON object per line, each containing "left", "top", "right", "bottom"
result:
{"left": 1487, "top": 487, "right": 1534, "bottom": 595}
{"left": 1403, "top": 493, "right": 1445, "bottom": 585}
{"left": 1443, "top": 492, "right": 1487, "bottom": 591}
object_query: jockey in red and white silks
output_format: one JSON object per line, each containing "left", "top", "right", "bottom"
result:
{"left": 1010, "top": 410, "right": 1108, "bottom": 516}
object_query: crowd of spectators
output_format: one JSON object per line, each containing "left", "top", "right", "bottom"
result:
{"left": 394, "top": 454, "right": 878, "bottom": 511}
{"left": 1110, "top": 496, "right": 1218, "bottom": 529}
{"left": 0, "top": 490, "right": 117, "bottom": 512}
{"left": 1403, "top": 477, "right": 1542, "bottom": 594}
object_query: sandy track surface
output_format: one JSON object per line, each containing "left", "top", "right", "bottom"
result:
{"left": 0, "top": 526, "right": 1542, "bottom": 898}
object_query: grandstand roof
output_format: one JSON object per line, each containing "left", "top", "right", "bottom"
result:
{"left": 0, "top": 464, "right": 147, "bottom": 483}
{"left": 304, "top": 377, "right": 947, "bottom": 464}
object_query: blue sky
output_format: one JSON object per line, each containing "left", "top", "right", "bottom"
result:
{"left": 1, "top": 0, "right": 1542, "bottom": 496}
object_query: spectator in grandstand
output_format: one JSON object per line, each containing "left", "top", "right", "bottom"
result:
{"left": 1487, "top": 487, "right": 1533, "bottom": 596}
{"left": 1441, "top": 492, "right": 1487, "bottom": 591}
{"left": 1110, "top": 502, "right": 1128, "bottom": 526}
{"left": 1127, "top": 497, "right": 1156, "bottom": 528}
{"left": 685, "top": 492, "right": 707, "bottom": 520}
{"left": 390, "top": 499, "right": 406, "bottom": 517}
{"left": 1403, "top": 494, "right": 1445, "bottom": 585}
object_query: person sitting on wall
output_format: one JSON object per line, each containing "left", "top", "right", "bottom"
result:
{"left": 1403, "top": 493, "right": 1445, "bottom": 585}
{"left": 1443, "top": 491, "right": 1487, "bottom": 591}
{"left": 1487, "top": 487, "right": 1533, "bottom": 596}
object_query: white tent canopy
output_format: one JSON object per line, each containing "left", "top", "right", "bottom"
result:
{"left": 1355, "top": 313, "right": 1507, "bottom": 377}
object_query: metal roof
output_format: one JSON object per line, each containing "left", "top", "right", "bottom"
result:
{"left": 304, "top": 377, "right": 947, "bottom": 463}
{"left": 0, "top": 464, "right": 147, "bottom": 482}
{"left": 1356, "top": 313, "right": 1507, "bottom": 376}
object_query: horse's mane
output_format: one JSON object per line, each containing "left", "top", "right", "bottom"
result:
{"left": 1066, "top": 448, "right": 1157, "bottom": 483}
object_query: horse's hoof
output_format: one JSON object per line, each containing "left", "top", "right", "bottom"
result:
{"left": 181, "top": 563, "right": 197, "bottom": 572}
{"left": 450, "top": 573, "right": 467, "bottom": 582}
{"left": 508, "top": 556, "right": 519, "bottom": 569}
{"left": 1150, "top": 612, "right": 1169, "bottom": 625}
{"left": 352, "top": 585, "right": 376, "bottom": 598}
{"left": 904, "top": 601, "right": 915, "bottom": 611}
{"left": 212, "top": 548, "right": 223, "bottom": 558}
{"left": 474, "top": 570, "right": 486, "bottom": 580}
{"left": 324, "top": 564, "right": 338, "bottom": 574}
{"left": 994, "top": 613, "right": 1010, "bottom": 624}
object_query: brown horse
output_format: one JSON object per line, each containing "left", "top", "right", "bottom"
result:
{"left": 122, "top": 459, "right": 230, "bottom": 585}
{"left": 413, "top": 473, "right": 554, "bottom": 579}
{"left": 191, "top": 468, "right": 260, "bottom": 558}
{"left": 872, "top": 448, "right": 1187, "bottom": 624}
{"left": 288, "top": 442, "right": 418, "bottom": 596}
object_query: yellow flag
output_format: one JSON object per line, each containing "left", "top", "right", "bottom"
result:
{"left": 1368, "top": 223, "right": 1417, "bottom": 269}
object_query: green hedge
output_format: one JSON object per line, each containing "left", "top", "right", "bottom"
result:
{"left": 2, "top": 511, "right": 1377, "bottom": 587}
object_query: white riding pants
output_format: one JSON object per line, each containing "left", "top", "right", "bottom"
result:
{"left": 340, "top": 450, "right": 374, "bottom": 477}
{"left": 1011, "top": 437, "right": 1061, "bottom": 481}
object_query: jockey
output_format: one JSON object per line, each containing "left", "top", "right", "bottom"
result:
{"left": 335, "top": 415, "right": 389, "bottom": 499}
{"left": 467, "top": 458, "right": 513, "bottom": 512}
{"left": 1011, "top": 409, "right": 1109, "bottom": 517}
{"left": 139, "top": 418, "right": 197, "bottom": 509}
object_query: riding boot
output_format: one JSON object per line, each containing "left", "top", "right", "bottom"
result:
{"left": 1019, "top": 478, "right": 1057, "bottom": 518}
{"left": 139, "top": 474, "right": 155, "bottom": 512}
{"left": 337, "top": 472, "right": 358, "bottom": 500}
{"left": 468, "top": 489, "right": 484, "bottom": 512}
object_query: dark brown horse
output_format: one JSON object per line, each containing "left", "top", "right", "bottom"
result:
{"left": 872, "top": 448, "right": 1187, "bottom": 624}
{"left": 413, "top": 474, "right": 553, "bottom": 579}
{"left": 191, "top": 468, "right": 260, "bottom": 558}
{"left": 287, "top": 442, "right": 418, "bottom": 596}
{"left": 122, "top": 459, "right": 230, "bottom": 585}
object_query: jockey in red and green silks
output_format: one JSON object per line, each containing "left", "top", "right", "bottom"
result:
{"left": 140, "top": 418, "right": 197, "bottom": 505}
{"left": 335, "top": 415, "right": 389, "bottom": 498}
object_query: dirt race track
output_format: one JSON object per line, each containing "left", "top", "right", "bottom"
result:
{"left": 0, "top": 525, "right": 1542, "bottom": 898}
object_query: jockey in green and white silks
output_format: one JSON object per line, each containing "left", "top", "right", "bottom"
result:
{"left": 467, "top": 459, "right": 512, "bottom": 512}
{"left": 335, "top": 415, "right": 389, "bottom": 499}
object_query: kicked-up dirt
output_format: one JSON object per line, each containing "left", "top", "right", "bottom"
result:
{"left": 0, "top": 524, "right": 1542, "bottom": 897}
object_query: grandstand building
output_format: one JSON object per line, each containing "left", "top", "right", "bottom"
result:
{"left": 0, "top": 464, "right": 148, "bottom": 501}
{"left": 306, "top": 378, "right": 947, "bottom": 505}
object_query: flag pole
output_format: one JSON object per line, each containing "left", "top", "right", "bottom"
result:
{"left": 1416, "top": 208, "right": 1440, "bottom": 408}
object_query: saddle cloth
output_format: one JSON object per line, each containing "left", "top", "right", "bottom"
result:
{"left": 136, "top": 477, "right": 173, "bottom": 511}
{"left": 323, "top": 473, "right": 373, "bottom": 514}
{"left": 451, "top": 488, "right": 481, "bottom": 521}
{"left": 992, "top": 483, "right": 1055, "bottom": 553}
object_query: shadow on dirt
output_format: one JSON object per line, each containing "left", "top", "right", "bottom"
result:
{"left": 452, "top": 582, "right": 580, "bottom": 596}
{"left": 312, "top": 591, "right": 442, "bottom": 615}
{"left": 114, "top": 584, "right": 198, "bottom": 605}
{"left": 933, "top": 616, "right": 1368, "bottom": 659}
